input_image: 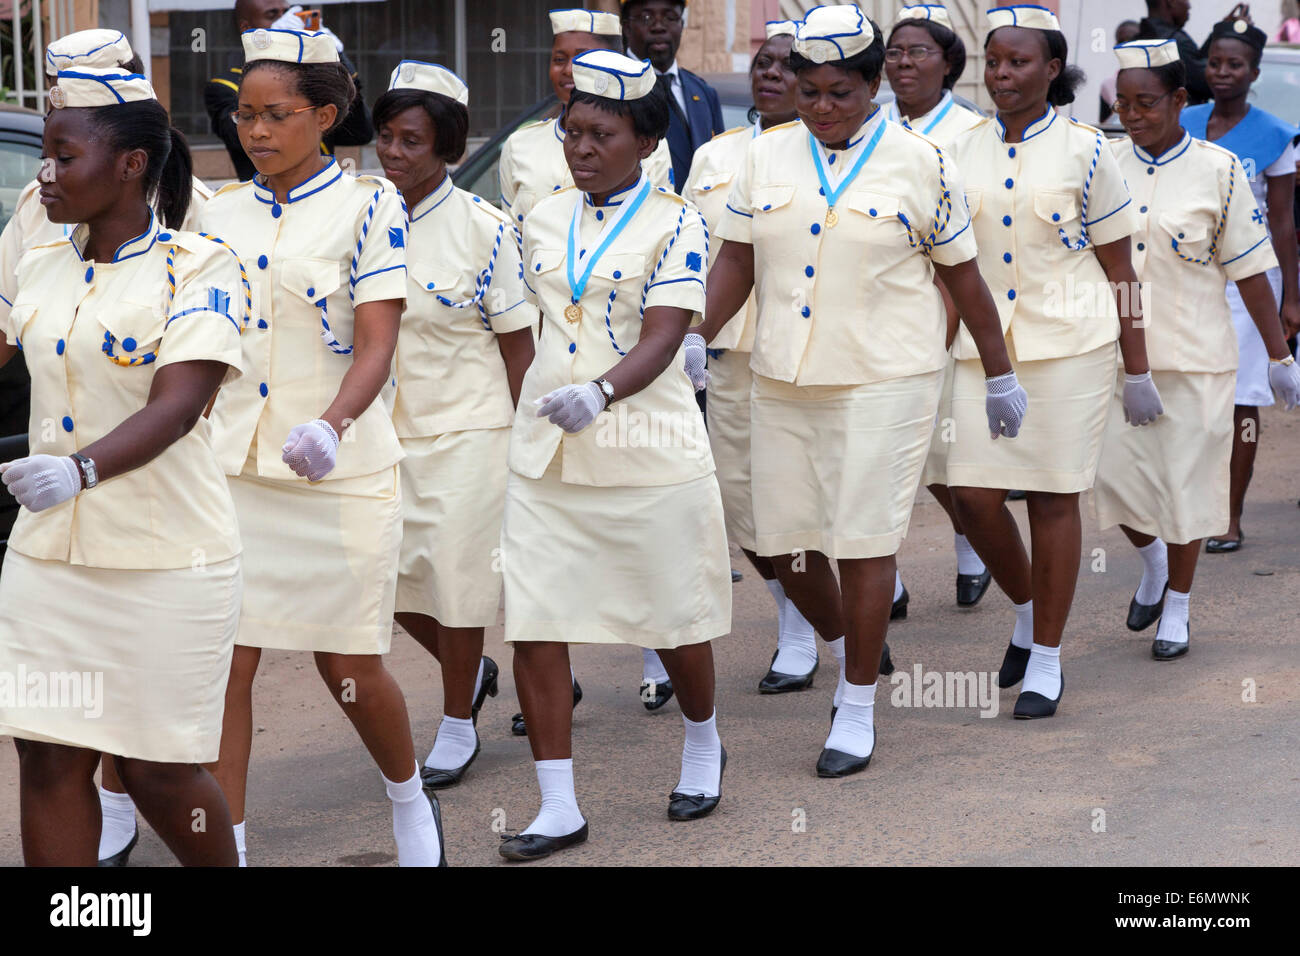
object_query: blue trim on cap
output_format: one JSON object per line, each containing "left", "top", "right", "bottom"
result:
{"left": 53, "top": 68, "right": 147, "bottom": 104}
{"left": 241, "top": 27, "right": 333, "bottom": 63}
{"left": 987, "top": 4, "right": 1057, "bottom": 26}
{"left": 45, "top": 31, "right": 128, "bottom": 71}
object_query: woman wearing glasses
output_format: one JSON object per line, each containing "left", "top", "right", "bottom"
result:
{"left": 1095, "top": 39, "right": 1300, "bottom": 660}
{"left": 201, "top": 28, "right": 444, "bottom": 867}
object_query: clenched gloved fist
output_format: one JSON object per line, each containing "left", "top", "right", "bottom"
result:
{"left": 1, "top": 454, "right": 82, "bottom": 512}
{"left": 282, "top": 419, "right": 340, "bottom": 481}
{"left": 535, "top": 383, "right": 605, "bottom": 433}
{"left": 985, "top": 370, "right": 1028, "bottom": 439}
{"left": 1268, "top": 358, "right": 1300, "bottom": 410}
{"left": 683, "top": 332, "right": 710, "bottom": 392}
{"left": 1122, "top": 371, "right": 1164, "bottom": 426}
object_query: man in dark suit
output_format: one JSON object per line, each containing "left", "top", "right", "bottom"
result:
{"left": 621, "top": 0, "right": 725, "bottom": 192}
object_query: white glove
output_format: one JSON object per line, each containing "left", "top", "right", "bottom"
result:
{"left": 1122, "top": 371, "right": 1164, "bottom": 426}
{"left": 1, "top": 454, "right": 82, "bottom": 512}
{"left": 535, "top": 383, "right": 605, "bottom": 433}
{"left": 1268, "top": 359, "right": 1300, "bottom": 410}
{"left": 985, "top": 370, "right": 1028, "bottom": 439}
{"left": 683, "top": 332, "right": 710, "bottom": 392}
{"left": 281, "top": 419, "right": 340, "bottom": 481}
{"left": 270, "top": 5, "right": 307, "bottom": 31}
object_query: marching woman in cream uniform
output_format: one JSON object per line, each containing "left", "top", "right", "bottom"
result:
{"left": 683, "top": 20, "right": 814, "bottom": 693}
{"left": 0, "top": 67, "right": 244, "bottom": 865}
{"left": 1096, "top": 39, "right": 1300, "bottom": 659}
{"left": 498, "top": 9, "right": 672, "bottom": 228}
{"left": 700, "top": 5, "right": 1024, "bottom": 776}
{"left": 372, "top": 62, "right": 537, "bottom": 788}
{"left": 498, "top": 50, "right": 730, "bottom": 861}
{"left": 201, "top": 28, "right": 443, "bottom": 867}
{"left": 887, "top": 3, "right": 996, "bottom": 611}
{"left": 939, "top": 5, "right": 1159, "bottom": 718}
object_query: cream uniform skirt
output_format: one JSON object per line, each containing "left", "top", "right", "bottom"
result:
{"left": 944, "top": 339, "right": 1117, "bottom": 494}
{"left": 749, "top": 369, "right": 944, "bottom": 560}
{"left": 1094, "top": 369, "right": 1234, "bottom": 544}
{"left": 921, "top": 355, "right": 957, "bottom": 487}
{"left": 228, "top": 451, "right": 402, "bottom": 655}
{"left": 501, "top": 451, "right": 732, "bottom": 648}
{"left": 0, "top": 551, "right": 241, "bottom": 763}
{"left": 705, "top": 348, "right": 757, "bottom": 551}
{"left": 396, "top": 428, "right": 509, "bottom": 628}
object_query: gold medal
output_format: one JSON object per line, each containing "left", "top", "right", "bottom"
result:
{"left": 826, "top": 208, "right": 839, "bottom": 228}
{"left": 564, "top": 303, "right": 583, "bottom": 324}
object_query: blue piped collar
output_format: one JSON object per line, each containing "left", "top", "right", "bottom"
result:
{"left": 1133, "top": 129, "right": 1192, "bottom": 167}
{"left": 70, "top": 208, "right": 160, "bottom": 264}
{"left": 253, "top": 156, "right": 343, "bottom": 208}
{"left": 585, "top": 173, "right": 643, "bottom": 208}
{"left": 408, "top": 172, "right": 455, "bottom": 224}
{"left": 996, "top": 104, "right": 1056, "bottom": 144}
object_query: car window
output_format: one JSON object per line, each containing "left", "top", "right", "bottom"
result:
{"left": 0, "top": 141, "right": 42, "bottom": 233}
{"left": 1254, "top": 56, "right": 1300, "bottom": 129}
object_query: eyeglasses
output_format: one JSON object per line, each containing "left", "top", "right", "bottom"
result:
{"left": 231, "top": 105, "right": 317, "bottom": 126}
{"left": 884, "top": 45, "right": 940, "bottom": 63}
{"left": 628, "top": 10, "right": 683, "bottom": 27}
{"left": 1111, "top": 91, "right": 1174, "bottom": 115}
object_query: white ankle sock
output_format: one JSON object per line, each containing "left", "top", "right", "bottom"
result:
{"left": 642, "top": 647, "right": 670, "bottom": 684}
{"left": 675, "top": 711, "right": 723, "bottom": 797}
{"left": 765, "top": 577, "right": 787, "bottom": 627}
{"left": 382, "top": 763, "right": 441, "bottom": 867}
{"left": 1135, "top": 538, "right": 1169, "bottom": 605}
{"left": 1155, "top": 588, "right": 1190, "bottom": 644}
{"left": 97, "top": 786, "right": 136, "bottom": 860}
{"left": 1011, "top": 599, "right": 1034, "bottom": 649}
{"left": 773, "top": 598, "right": 818, "bottom": 676}
{"left": 424, "top": 714, "right": 477, "bottom": 771}
{"left": 826, "top": 636, "right": 847, "bottom": 706}
{"left": 824, "top": 681, "right": 876, "bottom": 758}
{"left": 1021, "top": 643, "right": 1061, "bottom": 699}
{"left": 233, "top": 820, "right": 246, "bottom": 868}
{"left": 954, "top": 533, "right": 985, "bottom": 575}
{"left": 522, "top": 758, "right": 585, "bottom": 837}
{"left": 472, "top": 658, "right": 486, "bottom": 701}
{"left": 892, "top": 571, "right": 904, "bottom": 602}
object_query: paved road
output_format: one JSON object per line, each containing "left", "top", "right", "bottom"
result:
{"left": 3, "top": 408, "right": 1298, "bottom": 867}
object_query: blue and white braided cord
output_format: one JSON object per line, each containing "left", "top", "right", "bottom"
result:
{"left": 1058, "top": 132, "right": 1101, "bottom": 251}
{"left": 1172, "top": 162, "right": 1234, "bottom": 266}
{"left": 436, "top": 221, "right": 507, "bottom": 330}
{"left": 898, "top": 146, "right": 954, "bottom": 256}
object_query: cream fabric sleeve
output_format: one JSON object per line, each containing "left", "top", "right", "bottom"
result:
{"left": 1082, "top": 136, "right": 1139, "bottom": 247}
{"left": 156, "top": 236, "right": 245, "bottom": 382}
{"left": 1219, "top": 155, "right": 1282, "bottom": 282}
{"left": 350, "top": 185, "right": 409, "bottom": 306}
{"left": 642, "top": 203, "right": 709, "bottom": 314}
{"left": 715, "top": 143, "right": 755, "bottom": 246}
{"left": 925, "top": 146, "right": 978, "bottom": 267}
{"left": 485, "top": 224, "right": 538, "bottom": 334}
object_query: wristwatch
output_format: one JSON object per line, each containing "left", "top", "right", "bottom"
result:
{"left": 1270, "top": 355, "right": 1296, "bottom": 366}
{"left": 595, "top": 378, "right": 616, "bottom": 409}
{"left": 70, "top": 452, "right": 97, "bottom": 490}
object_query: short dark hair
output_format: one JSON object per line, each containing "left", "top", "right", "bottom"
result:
{"left": 888, "top": 19, "right": 967, "bottom": 91}
{"left": 567, "top": 84, "right": 671, "bottom": 140}
{"left": 986, "top": 27, "right": 1085, "bottom": 107}
{"left": 372, "top": 88, "right": 469, "bottom": 164}
{"left": 241, "top": 59, "right": 356, "bottom": 134}
{"left": 85, "top": 99, "right": 194, "bottom": 228}
{"left": 621, "top": 0, "right": 686, "bottom": 18}
{"left": 789, "top": 19, "right": 887, "bottom": 85}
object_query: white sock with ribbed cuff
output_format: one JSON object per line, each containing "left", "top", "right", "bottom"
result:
{"left": 824, "top": 681, "right": 875, "bottom": 757}
{"left": 955, "top": 533, "right": 985, "bottom": 575}
{"left": 1155, "top": 589, "right": 1190, "bottom": 644}
{"left": 522, "top": 758, "right": 585, "bottom": 837}
{"left": 1021, "top": 643, "right": 1061, "bottom": 699}
{"left": 382, "top": 763, "right": 441, "bottom": 867}
{"left": 675, "top": 711, "right": 723, "bottom": 797}
{"left": 1135, "top": 538, "right": 1169, "bottom": 605}
{"left": 1011, "top": 599, "right": 1034, "bottom": 649}
{"left": 97, "top": 786, "right": 136, "bottom": 860}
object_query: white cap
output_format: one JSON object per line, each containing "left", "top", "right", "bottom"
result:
{"left": 894, "top": 4, "right": 953, "bottom": 31}
{"left": 793, "top": 5, "right": 875, "bottom": 64}
{"left": 45, "top": 29, "right": 132, "bottom": 76}
{"left": 1114, "top": 39, "right": 1180, "bottom": 71}
{"left": 48, "top": 67, "right": 155, "bottom": 109}
{"left": 986, "top": 5, "right": 1060, "bottom": 34}
{"left": 766, "top": 20, "right": 800, "bottom": 39}
{"left": 550, "top": 8, "right": 622, "bottom": 37}
{"left": 242, "top": 28, "right": 340, "bottom": 64}
{"left": 388, "top": 60, "right": 469, "bottom": 105}
{"left": 571, "top": 49, "right": 656, "bottom": 100}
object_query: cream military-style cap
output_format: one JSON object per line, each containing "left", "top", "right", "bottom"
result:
{"left": 242, "top": 27, "right": 340, "bottom": 64}
{"left": 571, "top": 49, "right": 656, "bottom": 100}
{"left": 389, "top": 60, "right": 469, "bottom": 105}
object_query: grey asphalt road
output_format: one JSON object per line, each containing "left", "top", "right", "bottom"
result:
{"left": 2, "top": 408, "right": 1298, "bottom": 867}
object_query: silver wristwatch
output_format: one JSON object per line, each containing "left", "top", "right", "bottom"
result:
{"left": 595, "top": 378, "right": 616, "bottom": 409}
{"left": 71, "top": 452, "right": 97, "bottom": 490}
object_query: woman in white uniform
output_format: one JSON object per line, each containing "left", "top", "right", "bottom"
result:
{"left": 373, "top": 62, "right": 537, "bottom": 788}
{"left": 887, "top": 3, "right": 995, "bottom": 610}
{"left": 1180, "top": 19, "right": 1300, "bottom": 553}
{"left": 683, "top": 21, "right": 813, "bottom": 693}
{"left": 498, "top": 50, "right": 730, "bottom": 861}
{"left": 201, "top": 28, "right": 443, "bottom": 867}
{"left": 940, "top": 5, "right": 1160, "bottom": 718}
{"left": 699, "top": 5, "right": 1023, "bottom": 776}
{"left": 0, "top": 66, "right": 243, "bottom": 865}
{"left": 1096, "top": 39, "right": 1300, "bottom": 659}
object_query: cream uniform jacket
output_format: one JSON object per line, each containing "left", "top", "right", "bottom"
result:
{"left": 1113, "top": 132, "right": 1278, "bottom": 373}
{"left": 201, "top": 159, "right": 408, "bottom": 481}
{"left": 717, "top": 110, "right": 978, "bottom": 386}
{"left": 3, "top": 214, "right": 245, "bottom": 568}
{"left": 887, "top": 90, "right": 984, "bottom": 147}
{"left": 949, "top": 108, "right": 1139, "bottom": 362}
{"left": 0, "top": 177, "right": 214, "bottom": 327}
{"left": 683, "top": 124, "right": 759, "bottom": 351}
{"left": 394, "top": 173, "right": 538, "bottom": 437}
{"left": 509, "top": 178, "right": 713, "bottom": 487}
{"left": 498, "top": 116, "right": 673, "bottom": 228}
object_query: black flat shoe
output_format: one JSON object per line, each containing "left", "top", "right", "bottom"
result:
{"left": 956, "top": 569, "right": 992, "bottom": 607}
{"left": 997, "top": 641, "right": 1031, "bottom": 688}
{"left": 757, "top": 651, "right": 817, "bottom": 694}
{"left": 1126, "top": 583, "right": 1167, "bottom": 632}
{"left": 668, "top": 747, "right": 727, "bottom": 821}
{"left": 470, "top": 656, "right": 499, "bottom": 726}
{"left": 890, "top": 587, "right": 909, "bottom": 621}
{"left": 816, "top": 725, "right": 874, "bottom": 778}
{"left": 498, "top": 821, "right": 589, "bottom": 862}
{"left": 1013, "top": 673, "right": 1064, "bottom": 719}
{"left": 641, "top": 677, "right": 675, "bottom": 711}
{"left": 423, "top": 786, "right": 448, "bottom": 867}
{"left": 879, "top": 641, "right": 895, "bottom": 677}
{"left": 1152, "top": 620, "right": 1190, "bottom": 660}
{"left": 97, "top": 828, "right": 138, "bottom": 868}
{"left": 512, "top": 678, "right": 583, "bottom": 736}
{"left": 420, "top": 737, "right": 481, "bottom": 790}
{"left": 731, "top": 568, "right": 743, "bottom": 582}
{"left": 1007, "top": 489, "right": 1027, "bottom": 501}
{"left": 1205, "top": 533, "right": 1243, "bottom": 553}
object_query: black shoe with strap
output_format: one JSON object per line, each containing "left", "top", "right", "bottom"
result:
{"left": 667, "top": 747, "right": 727, "bottom": 821}
{"left": 511, "top": 678, "right": 582, "bottom": 737}
{"left": 470, "top": 656, "right": 499, "bottom": 726}
{"left": 498, "top": 821, "right": 589, "bottom": 862}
